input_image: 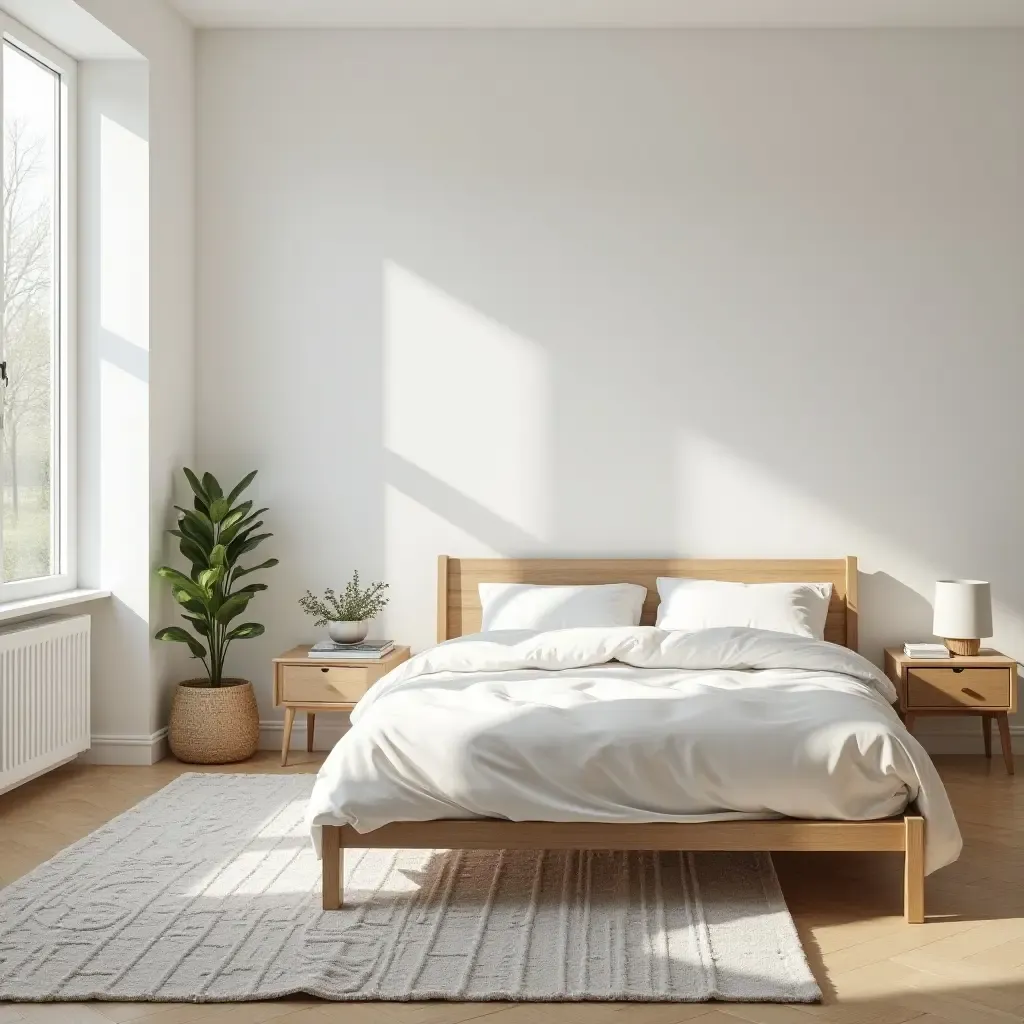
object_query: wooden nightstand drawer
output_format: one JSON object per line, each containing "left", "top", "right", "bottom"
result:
{"left": 280, "top": 664, "right": 373, "bottom": 704}
{"left": 906, "top": 667, "right": 1011, "bottom": 710}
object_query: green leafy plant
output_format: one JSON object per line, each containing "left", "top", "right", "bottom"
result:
{"left": 299, "top": 571, "right": 389, "bottom": 626}
{"left": 154, "top": 469, "right": 278, "bottom": 686}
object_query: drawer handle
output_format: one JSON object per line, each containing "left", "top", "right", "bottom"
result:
{"left": 952, "top": 667, "right": 965, "bottom": 674}
{"left": 321, "top": 667, "right": 329, "bottom": 674}
{"left": 962, "top": 688, "right": 984, "bottom": 700}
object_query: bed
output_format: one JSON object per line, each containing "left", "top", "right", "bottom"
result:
{"left": 311, "top": 556, "right": 961, "bottom": 923}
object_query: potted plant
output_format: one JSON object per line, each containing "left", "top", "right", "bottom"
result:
{"left": 299, "top": 571, "right": 389, "bottom": 644}
{"left": 155, "top": 468, "right": 278, "bottom": 764}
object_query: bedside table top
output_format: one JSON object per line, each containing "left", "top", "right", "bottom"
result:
{"left": 884, "top": 647, "right": 1017, "bottom": 669}
{"left": 273, "top": 644, "right": 411, "bottom": 668}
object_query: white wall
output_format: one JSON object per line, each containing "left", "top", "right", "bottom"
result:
{"left": 9, "top": 0, "right": 193, "bottom": 760}
{"left": 197, "top": 29, "right": 1024, "bottom": 751}
{"left": 130, "top": 3, "right": 197, "bottom": 735}
{"left": 72, "top": 0, "right": 194, "bottom": 758}
{"left": 78, "top": 58, "right": 152, "bottom": 746}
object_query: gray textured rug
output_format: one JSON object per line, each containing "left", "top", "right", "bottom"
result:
{"left": 0, "top": 773, "right": 819, "bottom": 1003}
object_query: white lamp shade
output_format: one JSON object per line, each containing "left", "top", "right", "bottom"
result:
{"left": 933, "top": 580, "right": 992, "bottom": 639}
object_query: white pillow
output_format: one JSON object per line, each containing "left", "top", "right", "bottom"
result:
{"left": 655, "top": 578, "right": 833, "bottom": 640}
{"left": 478, "top": 583, "right": 647, "bottom": 631}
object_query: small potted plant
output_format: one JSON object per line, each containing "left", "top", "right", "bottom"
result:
{"left": 299, "top": 571, "right": 389, "bottom": 644}
{"left": 154, "top": 468, "right": 278, "bottom": 764}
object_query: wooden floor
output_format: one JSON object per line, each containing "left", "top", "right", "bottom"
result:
{"left": 2, "top": 752, "right": 1023, "bottom": 1024}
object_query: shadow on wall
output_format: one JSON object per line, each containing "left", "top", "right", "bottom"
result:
{"left": 860, "top": 572, "right": 936, "bottom": 659}
{"left": 195, "top": 31, "right": 1024, "bottom": 699}
{"left": 385, "top": 449, "right": 543, "bottom": 555}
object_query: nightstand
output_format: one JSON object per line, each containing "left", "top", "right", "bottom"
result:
{"left": 272, "top": 645, "right": 410, "bottom": 765}
{"left": 884, "top": 647, "right": 1019, "bottom": 774}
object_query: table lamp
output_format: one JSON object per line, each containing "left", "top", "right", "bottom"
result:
{"left": 933, "top": 580, "right": 992, "bottom": 657}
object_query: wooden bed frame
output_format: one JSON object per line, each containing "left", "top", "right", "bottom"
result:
{"left": 322, "top": 555, "right": 926, "bottom": 923}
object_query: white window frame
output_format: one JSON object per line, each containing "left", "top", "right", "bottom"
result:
{"left": 0, "top": 12, "right": 76, "bottom": 603}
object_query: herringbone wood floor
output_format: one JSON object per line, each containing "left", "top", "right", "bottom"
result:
{"left": 1, "top": 752, "right": 1022, "bottom": 1024}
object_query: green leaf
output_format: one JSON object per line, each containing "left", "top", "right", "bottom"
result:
{"left": 202, "top": 473, "right": 223, "bottom": 500}
{"left": 236, "top": 507, "right": 267, "bottom": 529}
{"left": 218, "top": 502, "right": 252, "bottom": 536}
{"left": 177, "top": 510, "right": 214, "bottom": 550}
{"left": 155, "top": 626, "right": 207, "bottom": 660}
{"left": 209, "top": 544, "right": 227, "bottom": 567}
{"left": 183, "top": 468, "right": 209, "bottom": 504}
{"left": 156, "top": 625, "right": 192, "bottom": 642}
{"left": 235, "top": 533, "right": 272, "bottom": 558}
{"left": 169, "top": 530, "right": 196, "bottom": 556}
{"left": 178, "top": 595, "right": 207, "bottom": 615}
{"left": 234, "top": 558, "right": 279, "bottom": 578}
{"left": 178, "top": 537, "right": 208, "bottom": 569}
{"left": 216, "top": 593, "right": 252, "bottom": 624}
{"left": 227, "top": 530, "right": 270, "bottom": 564}
{"left": 220, "top": 517, "right": 254, "bottom": 547}
{"left": 209, "top": 498, "right": 230, "bottom": 524}
{"left": 181, "top": 613, "right": 211, "bottom": 636}
{"left": 232, "top": 582, "right": 267, "bottom": 597}
{"left": 225, "top": 526, "right": 259, "bottom": 564}
{"left": 227, "top": 622, "right": 264, "bottom": 640}
{"left": 156, "top": 567, "right": 206, "bottom": 602}
{"left": 226, "top": 470, "right": 257, "bottom": 508}
{"left": 198, "top": 567, "right": 223, "bottom": 592}
{"left": 227, "top": 519, "right": 263, "bottom": 546}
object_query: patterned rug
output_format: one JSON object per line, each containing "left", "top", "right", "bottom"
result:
{"left": 0, "top": 773, "right": 819, "bottom": 1002}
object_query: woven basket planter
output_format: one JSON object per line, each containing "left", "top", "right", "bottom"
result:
{"left": 168, "top": 678, "right": 260, "bottom": 764}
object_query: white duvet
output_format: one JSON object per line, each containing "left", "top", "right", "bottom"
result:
{"left": 307, "top": 627, "right": 962, "bottom": 874}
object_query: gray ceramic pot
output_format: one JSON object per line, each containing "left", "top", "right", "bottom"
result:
{"left": 327, "top": 619, "right": 369, "bottom": 644}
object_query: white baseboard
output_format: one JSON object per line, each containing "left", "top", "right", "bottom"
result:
{"left": 258, "top": 717, "right": 351, "bottom": 753}
{"left": 80, "top": 728, "right": 169, "bottom": 766}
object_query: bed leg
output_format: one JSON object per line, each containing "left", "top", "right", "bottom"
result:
{"left": 904, "top": 815, "right": 925, "bottom": 924}
{"left": 322, "top": 826, "right": 344, "bottom": 911}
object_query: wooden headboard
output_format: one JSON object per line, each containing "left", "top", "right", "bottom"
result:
{"left": 437, "top": 556, "right": 858, "bottom": 650}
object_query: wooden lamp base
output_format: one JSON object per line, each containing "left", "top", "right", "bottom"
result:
{"left": 944, "top": 638, "right": 981, "bottom": 657}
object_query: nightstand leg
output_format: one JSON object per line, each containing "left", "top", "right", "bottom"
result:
{"left": 903, "top": 713, "right": 916, "bottom": 735}
{"left": 307, "top": 712, "right": 316, "bottom": 753}
{"left": 983, "top": 714, "right": 993, "bottom": 759}
{"left": 997, "top": 712, "right": 1014, "bottom": 775}
{"left": 281, "top": 706, "right": 296, "bottom": 767}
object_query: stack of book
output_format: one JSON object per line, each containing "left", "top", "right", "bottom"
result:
{"left": 307, "top": 639, "right": 394, "bottom": 660}
{"left": 903, "top": 642, "right": 949, "bottom": 659}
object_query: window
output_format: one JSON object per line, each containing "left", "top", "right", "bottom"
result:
{"left": 0, "top": 17, "right": 74, "bottom": 601}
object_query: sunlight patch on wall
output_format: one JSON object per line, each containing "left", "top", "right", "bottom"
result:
{"left": 99, "top": 360, "right": 147, "bottom": 617}
{"left": 383, "top": 261, "right": 550, "bottom": 554}
{"left": 100, "top": 114, "right": 148, "bottom": 348}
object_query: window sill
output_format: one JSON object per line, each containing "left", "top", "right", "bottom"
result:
{"left": 0, "top": 588, "right": 111, "bottom": 625}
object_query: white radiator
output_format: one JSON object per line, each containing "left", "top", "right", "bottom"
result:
{"left": 0, "top": 615, "right": 90, "bottom": 795}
